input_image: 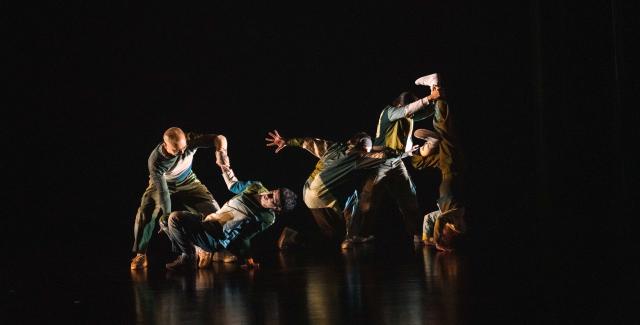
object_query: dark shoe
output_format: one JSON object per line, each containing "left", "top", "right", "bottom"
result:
{"left": 166, "top": 253, "right": 196, "bottom": 272}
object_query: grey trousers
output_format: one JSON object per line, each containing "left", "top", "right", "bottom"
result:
{"left": 357, "top": 158, "right": 421, "bottom": 237}
{"left": 131, "top": 176, "right": 220, "bottom": 253}
{"left": 166, "top": 211, "right": 223, "bottom": 257}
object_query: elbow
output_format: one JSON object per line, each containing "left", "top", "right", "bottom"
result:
{"left": 227, "top": 182, "right": 239, "bottom": 192}
{"left": 214, "top": 134, "right": 227, "bottom": 150}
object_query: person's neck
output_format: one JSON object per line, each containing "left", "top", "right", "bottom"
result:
{"left": 252, "top": 194, "right": 265, "bottom": 208}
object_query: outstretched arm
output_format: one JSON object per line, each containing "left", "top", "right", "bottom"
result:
{"left": 386, "top": 86, "right": 441, "bottom": 121}
{"left": 265, "top": 130, "right": 287, "bottom": 153}
{"left": 185, "top": 132, "right": 230, "bottom": 169}
{"left": 220, "top": 165, "right": 261, "bottom": 194}
{"left": 265, "top": 129, "right": 333, "bottom": 158}
{"left": 187, "top": 132, "right": 227, "bottom": 150}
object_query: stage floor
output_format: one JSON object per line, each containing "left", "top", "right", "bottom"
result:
{"left": 3, "top": 236, "right": 564, "bottom": 324}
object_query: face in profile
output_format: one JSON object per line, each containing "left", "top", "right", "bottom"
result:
{"left": 163, "top": 137, "right": 187, "bottom": 156}
{"left": 260, "top": 189, "right": 282, "bottom": 212}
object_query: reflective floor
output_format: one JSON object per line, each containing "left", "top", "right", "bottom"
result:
{"left": 3, "top": 238, "right": 553, "bottom": 325}
{"left": 130, "top": 247, "right": 471, "bottom": 325}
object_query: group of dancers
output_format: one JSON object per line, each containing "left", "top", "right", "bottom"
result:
{"left": 129, "top": 73, "right": 468, "bottom": 272}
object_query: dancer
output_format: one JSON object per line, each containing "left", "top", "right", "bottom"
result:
{"left": 412, "top": 81, "right": 468, "bottom": 251}
{"left": 357, "top": 80, "right": 441, "bottom": 244}
{"left": 266, "top": 130, "right": 404, "bottom": 248}
{"left": 165, "top": 162, "right": 298, "bottom": 271}
{"left": 130, "top": 127, "right": 229, "bottom": 269}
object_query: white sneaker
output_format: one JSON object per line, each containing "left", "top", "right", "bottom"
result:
{"left": 415, "top": 73, "right": 440, "bottom": 87}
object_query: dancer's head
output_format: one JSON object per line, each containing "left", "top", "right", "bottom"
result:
{"left": 347, "top": 132, "right": 372, "bottom": 153}
{"left": 163, "top": 127, "right": 187, "bottom": 156}
{"left": 392, "top": 91, "right": 419, "bottom": 107}
{"left": 260, "top": 188, "right": 298, "bottom": 213}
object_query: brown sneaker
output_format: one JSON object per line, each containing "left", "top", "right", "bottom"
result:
{"left": 196, "top": 247, "right": 212, "bottom": 269}
{"left": 130, "top": 253, "right": 148, "bottom": 270}
{"left": 223, "top": 253, "right": 237, "bottom": 263}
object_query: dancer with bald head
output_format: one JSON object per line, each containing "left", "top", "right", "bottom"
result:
{"left": 130, "top": 127, "right": 229, "bottom": 269}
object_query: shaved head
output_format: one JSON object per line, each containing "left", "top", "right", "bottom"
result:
{"left": 162, "top": 127, "right": 187, "bottom": 156}
{"left": 163, "top": 127, "right": 186, "bottom": 143}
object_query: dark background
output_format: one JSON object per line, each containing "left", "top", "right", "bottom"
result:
{"left": 4, "top": 0, "right": 638, "bottom": 320}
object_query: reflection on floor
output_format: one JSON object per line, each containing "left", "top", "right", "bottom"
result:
{"left": 128, "top": 245, "right": 471, "bottom": 324}
{"left": 3, "top": 242, "right": 535, "bottom": 324}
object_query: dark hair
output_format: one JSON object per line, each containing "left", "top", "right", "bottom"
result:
{"left": 347, "top": 132, "right": 371, "bottom": 148}
{"left": 278, "top": 187, "right": 298, "bottom": 212}
{"left": 391, "top": 91, "right": 418, "bottom": 107}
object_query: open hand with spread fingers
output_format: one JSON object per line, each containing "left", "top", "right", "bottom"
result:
{"left": 265, "top": 130, "right": 287, "bottom": 153}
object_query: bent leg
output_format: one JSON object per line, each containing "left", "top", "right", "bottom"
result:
{"left": 167, "top": 211, "right": 219, "bottom": 257}
{"left": 174, "top": 179, "right": 221, "bottom": 217}
{"left": 356, "top": 169, "right": 387, "bottom": 237}
{"left": 310, "top": 208, "right": 345, "bottom": 242}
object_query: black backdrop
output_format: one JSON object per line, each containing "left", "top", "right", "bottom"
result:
{"left": 5, "top": 1, "right": 638, "bottom": 318}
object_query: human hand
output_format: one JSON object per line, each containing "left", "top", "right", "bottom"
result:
{"left": 428, "top": 85, "right": 441, "bottom": 101}
{"left": 215, "top": 149, "right": 230, "bottom": 169}
{"left": 265, "top": 130, "right": 286, "bottom": 153}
